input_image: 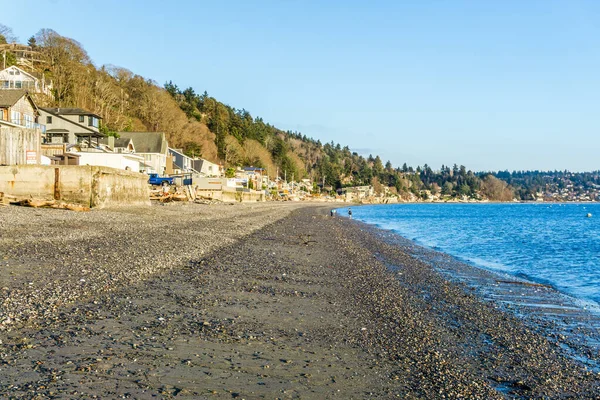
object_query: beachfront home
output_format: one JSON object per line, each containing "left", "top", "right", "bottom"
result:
{"left": 238, "top": 167, "right": 267, "bottom": 189}
{"left": 0, "top": 65, "right": 53, "bottom": 96}
{"left": 192, "top": 157, "right": 222, "bottom": 177}
{"left": 0, "top": 89, "right": 41, "bottom": 129}
{"left": 39, "top": 107, "right": 104, "bottom": 145}
{"left": 169, "top": 148, "right": 195, "bottom": 173}
{"left": 98, "top": 136, "right": 135, "bottom": 153}
{"left": 72, "top": 147, "right": 143, "bottom": 171}
{"left": 0, "top": 90, "right": 43, "bottom": 165}
{"left": 338, "top": 185, "right": 374, "bottom": 201}
{"left": 118, "top": 131, "right": 169, "bottom": 174}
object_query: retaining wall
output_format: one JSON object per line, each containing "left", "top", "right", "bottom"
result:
{"left": 195, "top": 186, "right": 265, "bottom": 202}
{"left": 0, "top": 165, "right": 150, "bottom": 208}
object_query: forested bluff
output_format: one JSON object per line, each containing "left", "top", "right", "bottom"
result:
{"left": 2, "top": 25, "right": 599, "bottom": 202}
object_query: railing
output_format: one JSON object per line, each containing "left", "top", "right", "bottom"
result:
{"left": 41, "top": 144, "right": 67, "bottom": 157}
{"left": 0, "top": 80, "right": 38, "bottom": 90}
{"left": 0, "top": 115, "right": 46, "bottom": 133}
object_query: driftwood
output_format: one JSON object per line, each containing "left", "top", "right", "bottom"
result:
{"left": 150, "top": 187, "right": 193, "bottom": 202}
{"left": 194, "top": 199, "right": 221, "bottom": 205}
{"left": 172, "top": 193, "right": 188, "bottom": 202}
{"left": 61, "top": 203, "right": 91, "bottom": 212}
{"left": 159, "top": 193, "right": 173, "bottom": 203}
{"left": 17, "top": 199, "right": 55, "bottom": 208}
{"left": 11, "top": 198, "right": 90, "bottom": 212}
{"left": 186, "top": 185, "right": 195, "bottom": 201}
{"left": 0, "top": 192, "right": 18, "bottom": 205}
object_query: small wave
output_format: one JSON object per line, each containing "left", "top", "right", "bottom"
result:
{"left": 357, "top": 203, "right": 600, "bottom": 308}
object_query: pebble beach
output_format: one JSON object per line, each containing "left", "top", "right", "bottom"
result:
{"left": 0, "top": 203, "right": 598, "bottom": 398}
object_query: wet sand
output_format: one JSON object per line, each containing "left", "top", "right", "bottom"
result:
{"left": 0, "top": 203, "right": 598, "bottom": 398}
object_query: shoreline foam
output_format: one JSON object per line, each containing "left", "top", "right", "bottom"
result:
{"left": 351, "top": 218, "right": 600, "bottom": 371}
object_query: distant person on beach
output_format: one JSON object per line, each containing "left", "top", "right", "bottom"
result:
{"left": 348, "top": 208, "right": 352, "bottom": 218}
{"left": 330, "top": 209, "right": 336, "bottom": 217}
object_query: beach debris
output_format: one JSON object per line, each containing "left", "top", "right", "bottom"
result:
{"left": 298, "top": 234, "right": 316, "bottom": 245}
{"left": 9, "top": 198, "right": 90, "bottom": 212}
{"left": 150, "top": 187, "right": 192, "bottom": 203}
{"left": 194, "top": 198, "right": 222, "bottom": 205}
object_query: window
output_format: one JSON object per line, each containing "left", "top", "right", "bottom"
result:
{"left": 15, "top": 81, "right": 22, "bottom": 89}
{"left": 46, "top": 116, "right": 52, "bottom": 124}
{"left": 88, "top": 116, "right": 93, "bottom": 126}
{"left": 8, "top": 70, "right": 14, "bottom": 75}
{"left": 79, "top": 115, "right": 84, "bottom": 123}
{"left": 11, "top": 110, "right": 21, "bottom": 125}
{"left": 24, "top": 114, "right": 33, "bottom": 128}
{"left": 1, "top": 81, "right": 8, "bottom": 88}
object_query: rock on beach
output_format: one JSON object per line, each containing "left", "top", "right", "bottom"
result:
{"left": 0, "top": 202, "right": 598, "bottom": 398}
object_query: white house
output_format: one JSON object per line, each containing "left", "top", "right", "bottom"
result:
{"left": 74, "top": 151, "right": 143, "bottom": 172}
{"left": 98, "top": 136, "right": 135, "bottom": 153}
{"left": 118, "top": 131, "right": 169, "bottom": 174}
{"left": 191, "top": 158, "right": 221, "bottom": 177}
{"left": 0, "top": 65, "right": 52, "bottom": 96}
{"left": 338, "top": 185, "right": 374, "bottom": 201}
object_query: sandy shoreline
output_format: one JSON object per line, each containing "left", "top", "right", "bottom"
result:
{"left": 0, "top": 203, "right": 598, "bottom": 398}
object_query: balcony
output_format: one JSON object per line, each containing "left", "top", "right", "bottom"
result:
{"left": 0, "top": 115, "right": 46, "bottom": 133}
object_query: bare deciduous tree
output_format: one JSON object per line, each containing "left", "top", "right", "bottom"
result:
{"left": 0, "top": 24, "right": 17, "bottom": 43}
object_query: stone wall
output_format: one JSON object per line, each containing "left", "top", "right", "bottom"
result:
{"left": 0, "top": 165, "right": 150, "bottom": 208}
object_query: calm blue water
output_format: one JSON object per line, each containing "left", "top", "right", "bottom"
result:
{"left": 352, "top": 203, "right": 600, "bottom": 306}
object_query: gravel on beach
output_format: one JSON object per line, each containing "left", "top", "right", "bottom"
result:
{"left": 0, "top": 203, "right": 598, "bottom": 399}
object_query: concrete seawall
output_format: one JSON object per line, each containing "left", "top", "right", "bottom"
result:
{"left": 0, "top": 165, "right": 150, "bottom": 208}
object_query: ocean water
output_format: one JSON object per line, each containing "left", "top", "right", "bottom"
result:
{"left": 350, "top": 203, "right": 600, "bottom": 307}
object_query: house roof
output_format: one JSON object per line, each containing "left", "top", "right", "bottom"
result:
{"left": 74, "top": 131, "right": 104, "bottom": 138}
{"left": 168, "top": 147, "right": 186, "bottom": 156}
{"left": 0, "top": 89, "right": 29, "bottom": 107}
{"left": 98, "top": 137, "right": 132, "bottom": 148}
{"left": 41, "top": 108, "right": 102, "bottom": 119}
{"left": 39, "top": 108, "right": 103, "bottom": 136}
{"left": 118, "top": 132, "right": 167, "bottom": 154}
{"left": 0, "top": 66, "right": 39, "bottom": 80}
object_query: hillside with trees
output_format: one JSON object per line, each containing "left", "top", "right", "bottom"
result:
{"left": 1, "top": 24, "right": 598, "bottom": 202}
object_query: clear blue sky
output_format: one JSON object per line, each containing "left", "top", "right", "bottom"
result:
{"left": 4, "top": 0, "right": 600, "bottom": 171}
